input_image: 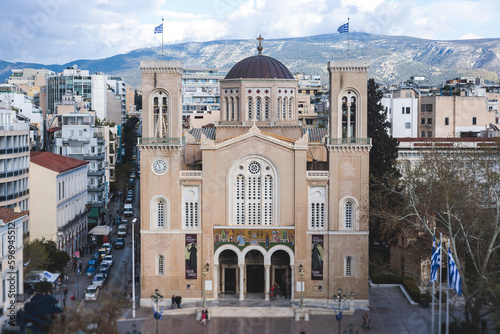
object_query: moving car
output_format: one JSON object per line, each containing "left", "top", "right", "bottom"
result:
{"left": 124, "top": 203, "right": 133, "bottom": 217}
{"left": 84, "top": 285, "right": 99, "bottom": 301}
{"left": 92, "top": 273, "right": 106, "bottom": 288}
{"left": 126, "top": 194, "right": 133, "bottom": 202}
{"left": 103, "top": 255, "right": 114, "bottom": 267}
{"left": 86, "top": 266, "right": 96, "bottom": 277}
{"left": 113, "top": 238, "right": 124, "bottom": 249}
{"left": 117, "top": 224, "right": 127, "bottom": 237}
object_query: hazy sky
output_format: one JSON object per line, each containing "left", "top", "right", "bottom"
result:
{"left": 1, "top": 0, "right": 498, "bottom": 64}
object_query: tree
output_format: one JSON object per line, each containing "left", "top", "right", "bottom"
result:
{"left": 367, "top": 79, "right": 400, "bottom": 259}
{"left": 24, "top": 239, "right": 71, "bottom": 274}
{"left": 382, "top": 147, "right": 500, "bottom": 331}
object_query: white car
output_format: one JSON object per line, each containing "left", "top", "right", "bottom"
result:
{"left": 103, "top": 255, "right": 114, "bottom": 267}
{"left": 84, "top": 285, "right": 99, "bottom": 301}
{"left": 102, "top": 243, "right": 112, "bottom": 255}
{"left": 93, "top": 273, "right": 106, "bottom": 288}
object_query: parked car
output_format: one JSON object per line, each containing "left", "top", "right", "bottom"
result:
{"left": 86, "top": 266, "right": 96, "bottom": 277}
{"left": 92, "top": 273, "right": 106, "bottom": 288}
{"left": 97, "top": 248, "right": 106, "bottom": 259}
{"left": 102, "top": 243, "right": 112, "bottom": 255}
{"left": 117, "top": 225, "right": 127, "bottom": 237}
{"left": 84, "top": 285, "right": 99, "bottom": 301}
{"left": 98, "top": 267, "right": 109, "bottom": 279}
{"left": 113, "top": 238, "right": 124, "bottom": 249}
{"left": 126, "top": 194, "right": 133, "bottom": 202}
{"left": 130, "top": 172, "right": 136, "bottom": 178}
{"left": 124, "top": 203, "right": 133, "bottom": 217}
{"left": 87, "top": 259, "right": 98, "bottom": 268}
{"left": 99, "top": 262, "right": 110, "bottom": 271}
{"left": 103, "top": 255, "right": 114, "bottom": 267}
{"left": 128, "top": 189, "right": 133, "bottom": 196}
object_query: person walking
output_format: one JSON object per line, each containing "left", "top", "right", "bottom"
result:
{"left": 200, "top": 309, "right": 207, "bottom": 326}
{"left": 362, "top": 313, "right": 370, "bottom": 329}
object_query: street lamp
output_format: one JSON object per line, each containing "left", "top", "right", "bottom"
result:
{"left": 132, "top": 218, "right": 137, "bottom": 318}
{"left": 202, "top": 262, "right": 210, "bottom": 308}
{"left": 298, "top": 264, "right": 305, "bottom": 308}
{"left": 151, "top": 288, "right": 163, "bottom": 334}
{"left": 333, "top": 288, "right": 347, "bottom": 334}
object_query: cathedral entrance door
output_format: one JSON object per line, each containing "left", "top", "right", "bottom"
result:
{"left": 224, "top": 268, "right": 236, "bottom": 294}
{"left": 246, "top": 265, "right": 264, "bottom": 293}
{"left": 274, "top": 268, "right": 287, "bottom": 296}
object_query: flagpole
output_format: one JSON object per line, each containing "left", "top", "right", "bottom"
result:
{"left": 162, "top": 17, "right": 164, "bottom": 60}
{"left": 431, "top": 227, "right": 436, "bottom": 334}
{"left": 438, "top": 232, "right": 443, "bottom": 334}
{"left": 347, "top": 17, "right": 350, "bottom": 60}
{"left": 446, "top": 246, "right": 450, "bottom": 334}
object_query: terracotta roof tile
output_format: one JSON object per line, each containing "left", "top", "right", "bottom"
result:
{"left": 0, "top": 207, "right": 28, "bottom": 223}
{"left": 30, "top": 151, "right": 88, "bottom": 174}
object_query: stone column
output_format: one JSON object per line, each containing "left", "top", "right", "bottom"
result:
{"left": 238, "top": 264, "right": 245, "bottom": 301}
{"left": 214, "top": 264, "right": 219, "bottom": 300}
{"left": 264, "top": 264, "right": 271, "bottom": 301}
{"left": 290, "top": 264, "right": 295, "bottom": 301}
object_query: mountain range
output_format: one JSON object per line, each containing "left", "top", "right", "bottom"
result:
{"left": 2, "top": 32, "right": 500, "bottom": 89}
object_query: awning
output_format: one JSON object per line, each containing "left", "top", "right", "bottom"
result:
{"left": 89, "top": 207, "right": 99, "bottom": 219}
{"left": 88, "top": 226, "right": 112, "bottom": 236}
{"left": 88, "top": 218, "right": 97, "bottom": 224}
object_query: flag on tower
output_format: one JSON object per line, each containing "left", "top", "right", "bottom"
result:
{"left": 337, "top": 22, "right": 349, "bottom": 34}
{"left": 154, "top": 23, "right": 163, "bottom": 34}
{"left": 430, "top": 235, "right": 441, "bottom": 283}
{"left": 448, "top": 247, "right": 462, "bottom": 295}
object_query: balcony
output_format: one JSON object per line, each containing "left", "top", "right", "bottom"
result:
{"left": 325, "top": 138, "right": 371, "bottom": 146}
{"left": 0, "top": 189, "right": 29, "bottom": 202}
{"left": 306, "top": 171, "right": 329, "bottom": 180}
{"left": 88, "top": 181, "right": 104, "bottom": 192}
{"left": 0, "top": 146, "right": 30, "bottom": 155}
{"left": 0, "top": 168, "right": 29, "bottom": 179}
{"left": 88, "top": 199, "right": 104, "bottom": 207}
{"left": 88, "top": 168, "right": 105, "bottom": 176}
{"left": 83, "top": 152, "right": 105, "bottom": 160}
{"left": 58, "top": 208, "right": 91, "bottom": 232}
{"left": 62, "top": 136, "right": 91, "bottom": 143}
{"left": 139, "top": 137, "right": 186, "bottom": 146}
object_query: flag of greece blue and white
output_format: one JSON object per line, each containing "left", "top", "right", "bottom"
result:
{"left": 448, "top": 247, "right": 462, "bottom": 295}
{"left": 337, "top": 22, "right": 349, "bottom": 34}
{"left": 154, "top": 23, "right": 163, "bottom": 34}
{"left": 430, "top": 235, "right": 441, "bottom": 283}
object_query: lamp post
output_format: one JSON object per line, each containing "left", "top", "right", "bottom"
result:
{"left": 202, "top": 262, "right": 210, "bottom": 308}
{"left": 298, "top": 264, "right": 305, "bottom": 308}
{"left": 151, "top": 288, "right": 163, "bottom": 334}
{"left": 132, "top": 218, "right": 137, "bottom": 318}
{"left": 333, "top": 288, "right": 347, "bottom": 334}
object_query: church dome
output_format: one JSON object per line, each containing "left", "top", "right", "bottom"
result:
{"left": 225, "top": 54, "right": 294, "bottom": 80}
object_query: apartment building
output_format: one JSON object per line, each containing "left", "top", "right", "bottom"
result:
{"left": 382, "top": 88, "right": 419, "bottom": 138}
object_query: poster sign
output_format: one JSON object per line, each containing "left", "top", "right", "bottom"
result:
{"left": 74, "top": 251, "right": 80, "bottom": 259}
{"left": 214, "top": 228, "right": 295, "bottom": 252}
{"left": 185, "top": 234, "right": 197, "bottom": 279}
{"left": 311, "top": 235, "right": 324, "bottom": 280}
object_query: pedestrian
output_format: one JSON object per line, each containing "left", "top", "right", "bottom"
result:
{"left": 171, "top": 295, "right": 176, "bottom": 309}
{"left": 200, "top": 309, "right": 207, "bottom": 326}
{"left": 79, "top": 263, "right": 83, "bottom": 273}
{"left": 362, "top": 312, "right": 370, "bottom": 329}
{"left": 72, "top": 262, "right": 76, "bottom": 273}
{"left": 63, "top": 287, "right": 68, "bottom": 299}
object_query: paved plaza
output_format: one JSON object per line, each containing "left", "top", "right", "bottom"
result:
{"left": 117, "top": 286, "right": 439, "bottom": 334}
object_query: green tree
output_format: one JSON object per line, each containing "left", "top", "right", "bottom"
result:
{"left": 24, "top": 239, "right": 71, "bottom": 274}
{"left": 367, "top": 79, "right": 400, "bottom": 259}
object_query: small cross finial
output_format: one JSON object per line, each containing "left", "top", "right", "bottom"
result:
{"left": 256, "top": 34, "right": 264, "bottom": 54}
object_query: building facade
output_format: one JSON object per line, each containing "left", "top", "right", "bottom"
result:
{"left": 30, "top": 152, "right": 89, "bottom": 255}
{"left": 0, "top": 110, "right": 30, "bottom": 211}
{"left": 138, "top": 45, "right": 370, "bottom": 309}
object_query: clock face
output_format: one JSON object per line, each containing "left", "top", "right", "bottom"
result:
{"left": 152, "top": 159, "right": 168, "bottom": 175}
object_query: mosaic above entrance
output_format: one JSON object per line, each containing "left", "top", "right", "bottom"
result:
{"left": 214, "top": 228, "right": 295, "bottom": 252}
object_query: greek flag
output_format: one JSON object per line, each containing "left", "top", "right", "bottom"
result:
{"left": 337, "top": 22, "right": 349, "bottom": 34}
{"left": 154, "top": 23, "right": 163, "bottom": 34}
{"left": 448, "top": 247, "right": 462, "bottom": 295}
{"left": 430, "top": 235, "right": 441, "bottom": 283}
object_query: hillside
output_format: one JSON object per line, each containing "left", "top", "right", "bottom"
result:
{"left": 2, "top": 33, "right": 500, "bottom": 88}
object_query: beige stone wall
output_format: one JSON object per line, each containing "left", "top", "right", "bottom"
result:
{"left": 29, "top": 163, "right": 57, "bottom": 242}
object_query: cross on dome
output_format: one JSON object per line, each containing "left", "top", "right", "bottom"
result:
{"left": 256, "top": 34, "right": 264, "bottom": 55}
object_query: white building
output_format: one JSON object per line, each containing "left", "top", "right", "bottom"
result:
{"left": 0, "top": 206, "right": 28, "bottom": 322}
{"left": 30, "top": 152, "right": 89, "bottom": 255}
{"left": 0, "top": 110, "right": 30, "bottom": 211}
{"left": 381, "top": 88, "right": 419, "bottom": 138}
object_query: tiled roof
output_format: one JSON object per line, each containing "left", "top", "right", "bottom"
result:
{"left": 260, "top": 131, "right": 297, "bottom": 143}
{"left": 189, "top": 128, "right": 216, "bottom": 142}
{"left": 30, "top": 151, "right": 88, "bottom": 174}
{"left": 0, "top": 207, "right": 28, "bottom": 223}
{"left": 302, "top": 128, "right": 328, "bottom": 143}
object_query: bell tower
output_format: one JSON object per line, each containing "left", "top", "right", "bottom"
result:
{"left": 140, "top": 60, "right": 184, "bottom": 140}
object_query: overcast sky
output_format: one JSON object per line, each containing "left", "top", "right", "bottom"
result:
{"left": 1, "top": 0, "right": 498, "bottom": 64}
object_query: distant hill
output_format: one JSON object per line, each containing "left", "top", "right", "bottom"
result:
{"left": 2, "top": 32, "right": 500, "bottom": 89}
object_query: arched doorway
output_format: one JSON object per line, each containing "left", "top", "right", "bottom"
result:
{"left": 245, "top": 250, "right": 265, "bottom": 295}
{"left": 219, "top": 249, "right": 238, "bottom": 295}
{"left": 271, "top": 250, "right": 291, "bottom": 298}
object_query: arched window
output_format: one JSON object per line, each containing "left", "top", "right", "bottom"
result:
{"left": 342, "top": 96, "right": 348, "bottom": 138}
{"left": 282, "top": 97, "right": 287, "bottom": 121}
{"left": 236, "top": 97, "right": 240, "bottom": 121}
{"left": 157, "top": 200, "right": 165, "bottom": 228}
{"left": 345, "top": 256, "right": 353, "bottom": 277}
{"left": 231, "top": 97, "right": 235, "bottom": 120}
{"left": 256, "top": 97, "right": 261, "bottom": 121}
{"left": 248, "top": 97, "right": 253, "bottom": 120}
{"left": 151, "top": 91, "right": 169, "bottom": 137}
{"left": 158, "top": 255, "right": 165, "bottom": 275}
{"left": 309, "top": 187, "right": 326, "bottom": 230}
{"left": 350, "top": 96, "right": 356, "bottom": 137}
{"left": 345, "top": 200, "right": 353, "bottom": 230}
{"left": 225, "top": 97, "right": 229, "bottom": 121}
{"left": 182, "top": 186, "right": 199, "bottom": 229}
{"left": 277, "top": 97, "right": 281, "bottom": 120}
{"left": 288, "top": 98, "right": 293, "bottom": 120}
{"left": 265, "top": 97, "right": 270, "bottom": 121}
{"left": 231, "top": 158, "right": 277, "bottom": 225}
{"left": 340, "top": 91, "right": 358, "bottom": 139}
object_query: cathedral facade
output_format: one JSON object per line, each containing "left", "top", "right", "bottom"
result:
{"left": 138, "top": 45, "right": 371, "bottom": 308}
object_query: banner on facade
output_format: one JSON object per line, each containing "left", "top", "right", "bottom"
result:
{"left": 311, "top": 235, "right": 324, "bottom": 280}
{"left": 185, "top": 234, "right": 197, "bottom": 279}
{"left": 213, "top": 228, "right": 295, "bottom": 252}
